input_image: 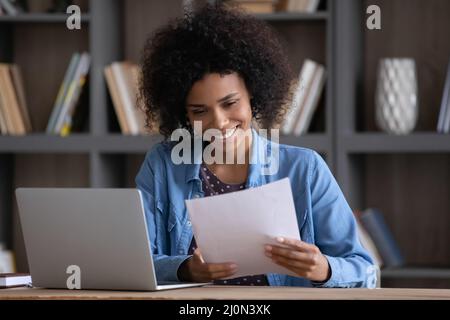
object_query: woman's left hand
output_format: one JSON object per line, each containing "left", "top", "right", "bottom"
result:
{"left": 265, "top": 237, "right": 331, "bottom": 283}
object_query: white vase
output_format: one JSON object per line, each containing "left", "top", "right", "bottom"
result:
{"left": 375, "top": 58, "right": 418, "bottom": 135}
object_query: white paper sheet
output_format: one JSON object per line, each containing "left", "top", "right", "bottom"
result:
{"left": 185, "top": 177, "right": 301, "bottom": 278}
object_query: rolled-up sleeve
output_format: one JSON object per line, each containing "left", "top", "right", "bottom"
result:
{"left": 309, "top": 150, "right": 375, "bottom": 288}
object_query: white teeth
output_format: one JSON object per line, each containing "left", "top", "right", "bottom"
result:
{"left": 218, "top": 126, "right": 238, "bottom": 139}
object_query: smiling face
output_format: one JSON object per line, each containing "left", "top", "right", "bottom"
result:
{"left": 185, "top": 72, "right": 253, "bottom": 160}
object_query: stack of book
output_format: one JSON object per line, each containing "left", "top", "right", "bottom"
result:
{"left": 0, "top": 244, "right": 15, "bottom": 273}
{"left": 281, "top": 59, "right": 326, "bottom": 136}
{"left": 354, "top": 208, "right": 404, "bottom": 268}
{"left": 0, "top": 0, "right": 22, "bottom": 15}
{"left": 0, "top": 0, "right": 85, "bottom": 15}
{"left": 275, "top": 0, "right": 321, "bottom": 12}
{"left": 437, "top": 57, "right": 450, "bottom": 133}
{"left": 104, "top": 62, "right": 151, "bottom": 135}
{"left": 46, "top": 52, "right": 90, "bottom": 136}
{"left": 225, "top": 0, "right": 276, "bottom": 14}
{"left": 0, "top": 273, "right": 32, "bottom": 289}
{"left": 0, "top": 63, "right": 32, "bottom": 135}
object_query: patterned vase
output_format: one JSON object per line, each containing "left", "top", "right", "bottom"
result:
{"left": 375, "top": 58, "right": 418, "bottom": 135}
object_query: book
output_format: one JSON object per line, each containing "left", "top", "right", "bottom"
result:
{"left": 292, "top": 62, "right": 325, "bottom": 135}
{"left": 282, "top": 59, "right": 316, "bottom": 134}
{"left": 58, "top": 52, "right": 90, "bottom": 136}
{"left": 0, "top": 63, "right": 26, "bottom": 135}
{"left": 281, "top": 59, "right": 324, "bottom": 135}
{"left": 276, "top": 0, "right": 320, "bottom": 13}
{"left": 0, "top": 0, "right": 22, "bottom": 16}
{"left": 0, "top": 245, "right": 15, "bottom": 273}
{"left": 111, "top": 62, "right": 140, "bottom": 135}
{"left": 0, "top": 89, "right": 8, "bottom": 134}
{"left": 123, "top": 62, "right": 148, "bottom": 133}
{"left": 10, "top": 64, "right": 32, "bottom": 132}
{"left": 46, "top": 53, "right": 80, "bottom": 134}
{"left": 305, "top": 0, "right": 320, "bottom": 12}
{"left": 354, "top": 211, "right": 383, "bottom": 267}
{"left": 105, "top": 62, "right": 151, "bottom": 135}
{"left": 104, "top": 65, "right": 131, "bottom": 134}
{"left": 0, "top": 273, "right": 31, "bottom": 289}
{"left": 227, "top": 0, "right": 275, "bottom": 14}
{"left": 359, "top": 208, "right": 404, "bottom": 268}
{"left": 46, "top": 52, "right": 90, "bottom": 136}
{"left": 437, "top": 57, "right": 450, "bottom": 133}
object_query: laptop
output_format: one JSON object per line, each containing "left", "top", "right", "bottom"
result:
{"left": 15, "top": 188, "right": 209, "bottom": 291}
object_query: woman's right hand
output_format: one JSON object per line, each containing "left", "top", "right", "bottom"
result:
{"left": 178, "top": 248, "right": 238, "bottom": 282}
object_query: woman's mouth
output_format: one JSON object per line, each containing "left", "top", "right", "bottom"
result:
{"left": 217, "top": 125, "right": 239, "bottom": 140}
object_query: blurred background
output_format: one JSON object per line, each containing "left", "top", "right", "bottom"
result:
{"left": 0, "top": 0, "right": 449, "bottom": 288}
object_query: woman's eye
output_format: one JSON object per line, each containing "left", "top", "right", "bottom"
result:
{"left": 192, "top": 109, "right": 205, "bottom": 115}
{"left": 225, "top": 100, "right": 237, "bottom": 107}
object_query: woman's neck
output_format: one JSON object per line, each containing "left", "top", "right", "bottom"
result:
{"left": 204, "top": 132, "right": 252, "bottom": 184}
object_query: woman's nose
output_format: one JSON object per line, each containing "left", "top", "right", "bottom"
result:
{"left": 211, "top": 108, "right": 229, "bottom": 130}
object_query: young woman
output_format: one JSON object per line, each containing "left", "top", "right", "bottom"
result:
{"left": 136, "top": 3, "right": 374, "bottom": 287}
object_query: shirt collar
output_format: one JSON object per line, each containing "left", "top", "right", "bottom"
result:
{"left": 184, "top": 127, "right": 277, "bottom": 185}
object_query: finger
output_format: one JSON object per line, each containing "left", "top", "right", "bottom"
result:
{"left": 195, "top": 265, "right": 237, "bottom": 281}
{"left": 265, "top": 245, "right": 315, "bottom": 263}
{"left": 271, "top": 259, "right": 311, "bottom": 278}
{"left": 191, "top": 272, "right": 215, "bottom": 283}
{"left": 266, "top": 246, "right": 315, "bottom": 264}
{"left": 200, "top": 262, "right": 238, "bottom": 274}
{"left": 275, "top": 237, "right": 317, "bottom": 252}
{"left": 270, "top": 253, "right": 314, "bottom": 270}
{"left": 209, "top": 269, "right": 238, "bottom": 280}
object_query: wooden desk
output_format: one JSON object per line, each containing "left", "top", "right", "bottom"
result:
{"left": 1, "top": 286, "right": 450, "bottom": 300}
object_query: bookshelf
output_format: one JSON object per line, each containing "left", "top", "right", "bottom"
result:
{"left": 335, "top": 0, "right": 450, "bottom": 288}
{"left": 0, "top": 0, "right": 449, "bottom": 288}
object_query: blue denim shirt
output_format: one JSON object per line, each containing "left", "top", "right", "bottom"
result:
{"left": 135, "top": 128, "right": 374, "bottom": 288}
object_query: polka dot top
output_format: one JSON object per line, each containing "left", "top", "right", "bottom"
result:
{"left": 187, "top": 163, "right": 269, "bottom": 286}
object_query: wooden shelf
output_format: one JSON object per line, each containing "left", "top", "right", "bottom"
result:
{"left": 95, "top": 134, "right": 164, "bottom": 153}
{"left": 97, "top": 133, "right": 330, "bottom": 153}
{"left": 342, "top": 133, "right": 450, "bottom": 153}
{"left": 279, "top": 133, "right": 330, "bottom": 153}
{"left": 254, "top": 11, "right": 328, "bottom": 21}
{"left": 0, "top": 134, "right": 93, "bottom": 153}
{"left": 0, "top": 13, "right": 90, "bottom": 23}
{"left": 0, "top": 133, "right": 330, "bottom": 153}
{"left": 382, "top": 267, "right": 450, "bottom": 279}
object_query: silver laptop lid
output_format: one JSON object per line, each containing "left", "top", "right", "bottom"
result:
{"left": 15, "top": 188, "right": 158, "bottom": 291}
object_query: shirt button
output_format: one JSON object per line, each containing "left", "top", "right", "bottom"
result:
{"left": 187, "top": 221, "right": 192, "bottom": 226}
{"left": 193, "top": 194, "right": 200, "bottom": 198}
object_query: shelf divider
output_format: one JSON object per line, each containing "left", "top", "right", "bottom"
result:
{"left": 0, "top": 13, "right": 90, "bottom": 23}
{"left": 382, "top": 267, "right": 450, "bottom": 279}
{"left": 89, "top": 0, "right": 122, "bottom": 135}
{"left": 254, "top": 11, "right": 329, "bottom": 21}
{"left": 343, "top": 133, "right": 450, "bottom": 153}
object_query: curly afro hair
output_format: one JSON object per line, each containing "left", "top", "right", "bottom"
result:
{"left": 139, "top": 2, "right": 294, "bottom": 138}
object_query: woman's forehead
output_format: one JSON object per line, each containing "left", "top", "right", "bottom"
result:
{"left": 187, "top": 72, "right": 248, "bottom": 101}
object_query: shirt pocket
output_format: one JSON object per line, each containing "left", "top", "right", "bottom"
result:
{"left": 167, "top": 202, "right": 179, "bottom": 233}
{"left": 156, "top": 200, "right": 178, "bottom": 233}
